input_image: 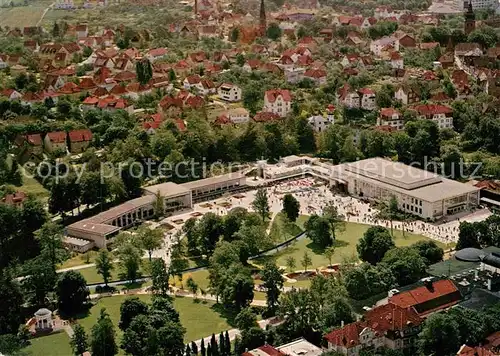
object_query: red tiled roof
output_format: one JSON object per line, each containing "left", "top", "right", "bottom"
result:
{"left": 242, "top": 345, "right": 285, "bottom": 356}
{"left": 412, "top": 104, "right": 452, "bottom": 116}
{"left": 148, "top": 48, "right": 167, "bottom": 57}
{"left": 380, "top": 107, "right": 400, "bottom": 117}
{"left": 78, "top": 77, "right": 97, "bottom": 90}
{"left": 1, "top": 191, "right": 27, "bottom": 205}
{"left": 365, "top": 303, "right": 422, "bottom": 332}
{"left": 265, "top": 89, "right": 292, "bottom": 103}
{"left": 26, "top": 134, "right": 43, "bottom": 146}
{"left": 457, "top": 345, "right": 495, "bottom": 356}
{"left": 114, "top": 71, "right": 136, "bottom": 82}
{"left": 83, "top": 96, "right": 99, "bottom": 105}
{"left": 185, "top": 74, "right": 201, "bottom": 84}
{"left": 46, "top": 131, "right": 67, "bottom": 143}
{"left": 304, "top": 68, "right": 326, "bottom": 78}
{"left": 358, "top": 87, "right": 375, "bottom": 95}
{"left": 253, "top": 111, "right": 282, "bottom": 122}
{"left": 389, "top": 279, "right": 460, "bottom": 315}
{"left": 324, "top": 322, "right": 364, "bottom": 349}
{"left": 69, "top": 129, "right": 92, "bottom": 143}
{"left": 175, "top": 118, "right": 186, "bottom": 132}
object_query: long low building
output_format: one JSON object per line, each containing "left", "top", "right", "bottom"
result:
{"left": 330, "top": 158, "right": 480, "bottom": 220}
{"left": 67, "top": 172, "right": 247, "bottom": 248}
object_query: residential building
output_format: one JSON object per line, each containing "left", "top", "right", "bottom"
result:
{"left": 263, "top": 89, "right": 292, "bottom": 117}
{"left": 389, "top": 279, "right": 462, "bottom": 316}
{"left": 68, "top": 129, "right": 93, "bottom": 153}
{"left": 390, "top": 51, "right": 404, "bottom": 69}
{"left": 243, "top": 338, "right": 321, "bottom": 356}
{"left": 377, "top": 108, "right": 403, "bottom": 130}
{"left": 457, "top": 345, "right": 496, "bottom": 356}
{"left": 338, "top": 83, "right": 360, "bottom": 108}
{"left": 460, "top": 0, "right": 497, "bottom": 11}
{"left": 331, "top": 158, "right": 480, "bottom": 219}
{"left": 304, "top": 68, "right": 327, "bottom": 85}
{"left": 285, "top": 67, "right": 306, "bottom": 84}
{"left": 217, "top": 83, "right": 242, "bottom": 102}
{"left": 370, "top": 36, "right": 399, "bottom": 56}
{"left": 228, "top": 107, "right": 250, "bottom": 123}
{"left": 412, "top": 104, "right": 454, "bottom": 129}
{"left": 308, "top": 114, "right": 334, "bottom": 132}
{"left": 44, "top": 131, "right": 67, "bottom": 153}
{"left": 358, "top": 88, "right": 376, "bottom": 110}
{"left": 394, "top": 85, "right": 421, "bottom": 105}
{"left": 325, "top": 303, "right": 422, "bottom": 356}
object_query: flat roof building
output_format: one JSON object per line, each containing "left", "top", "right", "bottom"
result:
{"left": 332, "top": 158, "right": 480, "bottom": 220}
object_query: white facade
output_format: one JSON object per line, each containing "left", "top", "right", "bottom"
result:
{"left": 285, "top": 67, "right": 305, "bottom": 84}
{"left": 459, "top": 0, "right": 498, "bottom": 9}
{"left": 263, "top": 90, "right": 292, "bottom": 117}
{"left": 360, "top": 92, "right": 376, "bottom": 110}
{"left": 228, "top": 108, "right": 250, "bottom": 124}
{"left": 217, "top": 84, "right": 242, "bottom": 102}
{"left": 417, "top": 113, "right": 454, "bottom": 129}
{"left": 342, "top": 92, "right": 360, "bottom": 108}
{"left": 370, "top": 37, "right": 399, "bottom": 56}
{"left": 308, "top": 114, "right": 334, "bottom": 132}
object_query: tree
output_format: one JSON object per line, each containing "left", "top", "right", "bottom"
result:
{"left": 343, "top": 263, "right": 396, "bottom": 300}
{"left": 456, "top": 221, "right": 482, "bottom": 250}
{"left": 356, "top": 226, "right": 395, "bottom": 265}
{"left": 305, "top": 215, "right": 333, "bottom": 249}
{"left": 301, "top": 251, "right": 312, "bottom": 272}
{"left": 150, "top": 258, "right": 170, "bottom": 296}
{"left": 121, "top": 314, "right": 158, "bottom": 356}
{"left": 138, "top": 227, "right": 163, "bottom": 261}
{"left": 411, "top": 240, "right": 444, "bottom": 265}
{"left": 56, "top": 271, "right": 90, "bottom": 316}
{"left": 324, "top": 246, "right": 336, "bottom": 268}
{"left": 285, "top": 256, "right": 296, "bottom": 272}
{"left": 319, "top": 297, "right": 355, "bottom": 331}
{"left": 119, "top": 297, "right": 149, "bottom": 330}
{"left": 238, "top": 327, "right": 266, "bottom": 354}
{"left": 95, "top": 250, "right": 114, "bottom": 287}
{"left": 136, "top": 58, "right": 153, "bottom": 85}
{"left": 261, "top": 261, "right": 284, "bottom": 314}
{"left": 35, "top": 221, "right": 65, "bottom": 272}
{"left": 230, "top": 27, "right": 239, "bottom": 42}
{"left": 201, "top": 338, "right": 206, "bottom": 356}
{"left": 186, "top": 277, "right": 199, "bottom": 296}
{"left": 266, "top": 23, "right": 282, "bottom": 40}
{"left": 219, "top": 264, "right": 254, "bottom": 311}
{"left": 251, "top": 188, "right": 270, "bottom": 222}
{"left": 282, "top": 194, "right": 300, "bottom": 222}
{"left": 0, "top": 271, "right": 23, "bottom": 335}
{"left": 22, "top": 257, "right": 57, "bottom": 306}
{"left": 382, "top": 247, "right": 426, "bottom": 286}
{"left": 197, "top": 212, "right": 224, "bottom": 256}
{"left": 117, "top": 242, "right": 142, "bottom": 282}
{"left": 191, "top": 341, "right": 198, "bottom": 355}
{"left": 71, "top": 324, "right": 88, "bottom": 356}
{"left": 91, "top": 308, "right": 118, "bottom": 356}
{"left": 184, "top": 217, "right": 199, "bottom": 254}
{"left": 385, "top": 196, "right": 399, "bottom": 237}
{"left": 235, "top": 307, "right": 258, "bottom": 331}
{"left": 322, "top": 203, "right": 345, "bottom": 241}
{"left": 419, "top": 313, "right": 460, "bottom": 356}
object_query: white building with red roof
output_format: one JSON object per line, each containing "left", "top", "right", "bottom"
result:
{"left": 377, "top": 107, "right": 403, "bottom": 130}
{"left": 217, "top": 83, "right": 242, "bottom": 102}
{"left": 412, "top": 104, "right": 453, "bottom": 129}
{"left": 303, "top": 68, "right": 327, "bottom": 86}
{"left": 44, "top": 131, "right": 67, "bottom": 153}
{"left": 263, "top": 89, "right": 292, "bottom": 117}
{"left": 358, "top": 88, "right": 376, "bottom": 110}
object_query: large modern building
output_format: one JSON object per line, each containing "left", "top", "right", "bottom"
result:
{"left": 330, "top": 158, "right": 480, "bottom": 220}
{"left": 66, "top": 172, "right": 247, "bottom": 248}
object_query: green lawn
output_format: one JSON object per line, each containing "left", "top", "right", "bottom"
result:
{"left": 268, "top": 213, "right": 306, "bottom": 243}
{"left": 256, "top": 222, "right": 444, "bottom": 270}
{"left": 76, "top": 295, "right": 231, "bottom": 344}
{"left": 78, "top": 260, "right": 155, "bottom": 284}
{"left": 58, "top": 250, "right": 101, "bottom": 270}
{"left": 16, "top": 168, "right": 50, "bottom": 201}
{"left": 24, "top": 331, "right": 72, "bottom": 356}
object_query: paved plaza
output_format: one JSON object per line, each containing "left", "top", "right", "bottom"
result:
{"left": 150, "top": 177, "right": 492, "bottom": 261}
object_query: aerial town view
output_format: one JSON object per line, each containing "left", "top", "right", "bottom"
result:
{"left": 4, "top": 0, "right": 500, "bottom": 354}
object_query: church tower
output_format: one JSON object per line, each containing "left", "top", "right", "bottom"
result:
{"left": 260, "top": 0, "right": 266, "bottom": 34}
{"left": 464, "top": 0, "right": 476, "bottom": 36}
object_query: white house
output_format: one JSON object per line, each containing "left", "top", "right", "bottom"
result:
{"left": 338, "top": 84, "right": 360, "bottom": 108}
{"left": 413, "top": 104, "right": 454, "bottom": 129}
{"left": 285, "top": 67, "right": 305, "bottom": 84}
{"left": 370, "top": 36, "right": 399, "bottom": 56}
{"left": 147, "top": 48, "right": 168, "bottom": 62}
{"left": 0, "top": 55, "right": 8, "bottom": 69}
{"left": 263, "top": 89, "right": 292, "bottom": 117}
{"left": 303, "top": 68, "right": 327, "bottom": 86}
{"left": 358, "top": 88, "right": 376, "bottom": 110}
{"left": 217, "top": 83, "right": 242, "bottom": 102}
{"left": 390, "top": 51, "right": 404, "bottom": 69}
{"left": 377, "top": 107, "right": 404, "bottom": 130}
{"left": 228, "top": 107, "right": 250, "bottom": 123}
{"left": 0, "top": 88, "right": 22, "bottom": 100}
{"left": 308, "top": 114, "right": 334, "bottom": 132}
{"left": 183, "top": 75, "right": 215, "bottom": 95}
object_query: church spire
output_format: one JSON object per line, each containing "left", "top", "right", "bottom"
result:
{"left": 260, "top": 0, "right": 266, "bottom": 33}
{"left": 464, "top": 0, "right": 476, "bottom": 35}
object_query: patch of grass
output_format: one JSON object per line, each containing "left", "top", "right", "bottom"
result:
{"left": 175, "top": 269, "right": 210, "bottom": 292}
{"left": 76, "top": 295, "right": 231, "bottom": 344}
{"left": 78, "top": 263, "right": 121, "bottom": 284}
{"left": 24, "top": 331, "right": 72, "bottom": 356}
{"left": 16, "top": 168, "right": 49, "bottom": 201}
{"left": 268, "top": 213, "right": 305, "bottom": 243}
{"left": 256, "top": 222, "right": 443, "bottom": 269}
{"left": 58, "top": 250, "right": 101, "bottom": 269}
